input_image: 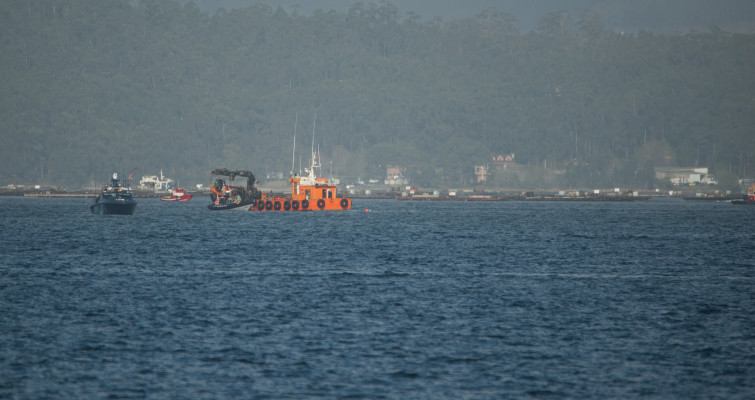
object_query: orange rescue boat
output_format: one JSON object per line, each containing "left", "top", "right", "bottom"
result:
{"left": 207, "top": 169, "right": 261, "bottom": 210}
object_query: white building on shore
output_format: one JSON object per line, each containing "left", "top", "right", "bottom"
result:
{"left": 655, "top": 167, "right": 717, "bottom": 185}
{"left": 139, "top": 170, "right": 174, "bottom": 191}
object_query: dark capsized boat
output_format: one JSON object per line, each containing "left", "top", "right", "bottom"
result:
{"left": 90, "top": 172, "right": 137, "bottom": 215}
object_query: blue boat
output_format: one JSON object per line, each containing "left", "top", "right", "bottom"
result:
{"left": 90, "top": 173, "right": 137, "bottom": 215}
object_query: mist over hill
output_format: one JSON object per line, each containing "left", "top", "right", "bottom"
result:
{"left": 191, "top": 0, "right": 755, "bottom": 33}
{"left": 1, "top": 0, "right": 753, "bottom": 190}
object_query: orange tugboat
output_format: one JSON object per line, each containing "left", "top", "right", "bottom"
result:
{"left": 250, "top": 115, "right": 351, "bottom": 212}
{"left": 251, "top": 148, "right": 351, "bottom": 212}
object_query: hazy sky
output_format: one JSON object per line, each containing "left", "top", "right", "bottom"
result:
{"left": 191, "top": 0, "right": 755, "bottom": 33}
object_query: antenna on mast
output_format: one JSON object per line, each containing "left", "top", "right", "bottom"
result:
{"left": 311, "top": 113, "right": 316, "bottom": 164}
{"left": 291, "top": 112, "right": 298, "bottom": 176}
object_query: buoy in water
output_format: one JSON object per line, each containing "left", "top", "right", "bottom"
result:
{"left": 364, "top": 208, "right": 369, "bottom": 212}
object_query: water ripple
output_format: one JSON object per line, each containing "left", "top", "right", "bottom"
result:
{"left": 1, "top": 197, "right": 754, "bottom": 398}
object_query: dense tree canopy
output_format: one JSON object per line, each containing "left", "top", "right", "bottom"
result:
{"left": 1, "top": 0, "right": 753, "bottom": 189}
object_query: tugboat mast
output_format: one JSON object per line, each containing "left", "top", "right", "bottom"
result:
{"left": 291, "top": 112, "right": 297, "bottom": 177}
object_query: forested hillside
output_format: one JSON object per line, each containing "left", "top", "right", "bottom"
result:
{"left": 1, "top": 0, "right": 753, "bottom": 189}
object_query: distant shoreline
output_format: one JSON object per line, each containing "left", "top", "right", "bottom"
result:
{"left": 8, "top": 191, "right": 743, "bottom": 202}
{"left": 4, "top": 186, "right": 743, "bottom": 202}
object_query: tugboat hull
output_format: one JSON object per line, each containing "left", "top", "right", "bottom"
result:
{"left": 249, "top": 196, "right": 351, "bottom": 211}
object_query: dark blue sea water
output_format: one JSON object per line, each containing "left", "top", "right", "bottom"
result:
{"left": 1, "top": 196, "right": 754, "bottom": 399}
